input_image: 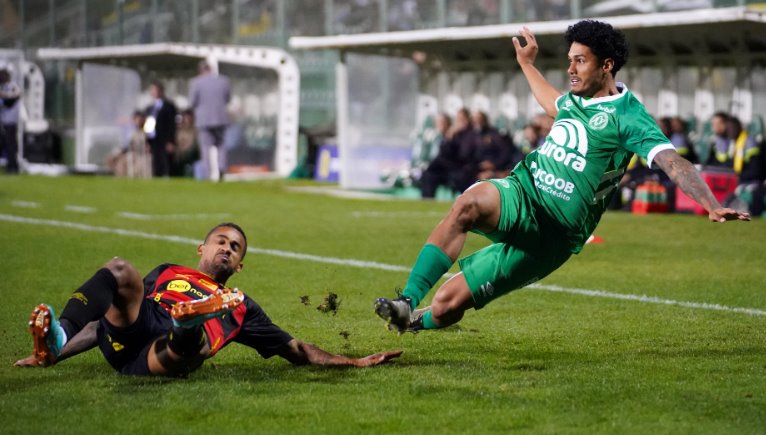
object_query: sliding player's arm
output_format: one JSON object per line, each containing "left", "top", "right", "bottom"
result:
{"left": 512, "top": 27, "right": 562, "bottom": 118}
{"left": 652, "top": 149, "right": 750, "bottom": 222}
{"left": 278, "top": 338, "right": 402, "bottom": 368}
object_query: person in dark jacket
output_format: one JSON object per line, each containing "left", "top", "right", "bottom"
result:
{"left": 144, "top": 81, "right": 177, "bottom": 177}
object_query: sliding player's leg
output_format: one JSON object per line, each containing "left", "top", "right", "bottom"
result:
{"left": 145, "top": 288, "right": 245, "bottom": 376}
{"left": 374, "top": 181, "right": 501, "bottom": 332}
{"left": 28, "top": 257, "right": 144, "bottom": 365}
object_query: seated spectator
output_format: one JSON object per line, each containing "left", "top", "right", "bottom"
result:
{"left": 519, "top": 123, "right": 540, "bottom": 155}
{"left": 413, "top": 113, "right": 452, "bottom": 175}
{"left": 381, "top": 112, "right": 452, "bottom": 189}
{"left": 471, "top": 110, "right": 520, "bottom": 180}
{"left": 534, "top": 113, "right": 553, "bottom": 141}
{"left": 723, "top": 115, "right": 763, "bottom": 215}
{"left": 705, "top": 111, "right": 734, "bottom": 167}
{"left": 705, "top": 112, "right": 761, "bottom": 178}
{"left": 420, "top": 109, "right": 521, "bottom": 198}
{"left": 700, "top": 111, "right": 764, "bottom": 214}
{"left": 106, "top": 110, "right": 152, "bottom": 178}
{"left": 519, "top": 113, "right": 553, "bottom": 155}
{"left": 420, "top": 108, "right": 472, "bottom": 198}
{"left": 668, "top": 116, "right": 699, "bottom": 163}
{"left": 171, "top": 109, "right": 199, "bottom": 177}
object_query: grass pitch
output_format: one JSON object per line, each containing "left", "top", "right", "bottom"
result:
{"left": 1, "top": 175, "right": 764, "bottom": 434}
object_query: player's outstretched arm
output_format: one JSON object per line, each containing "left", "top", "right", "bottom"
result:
{"left": 14, "top": 321, "right": 99, "bottom": 367}
{"left": 653, "top": 149, "right": 751, "bottom": 223}
{"left": 512, "top": 27, "right": 562, "bottom": 117}
{"left": 278, "top": 339, "right": 402, "bottom": 368}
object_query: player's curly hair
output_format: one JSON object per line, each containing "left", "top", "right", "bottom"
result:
{"left": 205, "top": 223, "right": 248, "bottom": 258}
{"left": 564, "top": 20, "right": 629, "bottom": 77}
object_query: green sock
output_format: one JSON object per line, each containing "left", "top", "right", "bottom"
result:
{"left": 421, "top": 310, "right": 442, "bottom": 330}
{"left": 402, "top": 244, "right": 453, "bottom": 310}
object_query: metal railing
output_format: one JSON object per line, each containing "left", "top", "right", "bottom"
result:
{"left": 2, "top": 0, "right": 756, "bottom": 50}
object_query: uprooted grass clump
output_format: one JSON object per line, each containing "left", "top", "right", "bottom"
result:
{"left": 316, "top": 291, "right": 341, "bottom": 315}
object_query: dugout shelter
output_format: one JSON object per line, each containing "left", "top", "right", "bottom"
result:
{"left": 290, "top": 6, "right": 766, "bottom": 189}
{"left": 36, "top": 43, "right": 300, "bottom": 177}
{"left": 0, "top": 49, "right": 49, "bottom": 172}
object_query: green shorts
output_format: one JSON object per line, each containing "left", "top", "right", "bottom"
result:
{"left": 459, "top": 176, "right": 572, "bottom": 309}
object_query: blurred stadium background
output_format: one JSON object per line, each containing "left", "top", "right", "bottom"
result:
{"left": 0, "top": 0, "right": 766, "bottom": 208}
{"left": 2, "top": 4, "right": 765, "bottom": 432}
{"left": 1, "top": 1, "right": 765, "bottom": 191}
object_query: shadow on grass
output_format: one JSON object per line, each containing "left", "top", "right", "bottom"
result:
{"left": 2, "top": 361, "right": 115, "bottom": 394}
{"left": 10, "top": 342, "right": 757, "bottom": 399}
{"left": 624, "top": 345, "right": 766, "bottom": 359}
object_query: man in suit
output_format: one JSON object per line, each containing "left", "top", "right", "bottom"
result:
{"left": 0, "top": 67, "right": 22, "bottom": 174}
{"left": 189, "top": 61, "right": 231, "bottom": 181}
{"left": 145, "top": 81, "right": 177, "bottom": 177}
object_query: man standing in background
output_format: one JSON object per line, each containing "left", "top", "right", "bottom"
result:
{"left": 189, "top": 60, "right": 231, "bottom": 181}
{"left": 145, "top": 81, "right": 177, "bottom": 177}
{"left": 0, "top": 67, "right": 22, "bottom": 174}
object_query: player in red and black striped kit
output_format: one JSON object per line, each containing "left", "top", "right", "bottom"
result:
{"left": 16, "top": 223, "right": 401, "bottom": 376}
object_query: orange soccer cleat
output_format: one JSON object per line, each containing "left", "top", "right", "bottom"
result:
{"left": 28, "top": 304, "right": 66, "bottom": 366}
{"left": 170, "top": 288, "right": 245, "bottom": 327}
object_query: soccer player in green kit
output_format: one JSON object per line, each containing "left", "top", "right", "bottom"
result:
{"left": 374, "top": 20, "right": 750, "bottom": 333}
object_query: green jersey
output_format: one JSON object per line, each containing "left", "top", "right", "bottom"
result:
{"left": 513, "top": 84, "right": 674, "bottom": 253}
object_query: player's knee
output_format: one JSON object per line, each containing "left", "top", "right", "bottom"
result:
{"left": 430, "top": 291, "right": 464, "bottom": 320}
{"left": 452, "top": 182, "right": 500, "bottom": 230}
{"left": 104, "top": 256, "right": 131, "bottom": 275}
{"left": 450, "top": 193, "right": 481, "bottom": 229}
{"left": 104, "top": 257, "right": 142, "bottom": 295}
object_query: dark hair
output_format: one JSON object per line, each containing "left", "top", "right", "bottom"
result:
{"left": 564, "top": 20, "right": 629, "bottom": 77}
{"left": 658, "top": 116, "right": 672, "bottom": 135}
{"left": 150, "top": 80, "right": 165, "bottom": 93}
{"left": 726, "top": 115, "right": 743, "bottom": 133}
{"left": 712, "top": 111, "right": 729, "bottom": 122}
{"left": 205, "top": 223, "right": 248, "bottom": 258}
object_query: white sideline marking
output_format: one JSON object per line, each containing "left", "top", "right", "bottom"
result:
{"left": 285, "top": 186, "right": 400, "bottom": 201}
{"left": 351, "top": 211, "right": 445, "bottom": 218}
{"left": 65, "top": 205, "right": 97, "bottom": 213}
{"left": 1, "top": 212, "right": 764, "bottom": 317}
{"left": 526, "top": 284, "right": 766, "bottom": 317}
{"left": 0, "top": 214, "right": 410, "bottom": 273}
{"left": 11, "top": 201, "right": 40, "bottom": 208}
{"left": 116, "top": 211, "right": 231, "bottom": 221}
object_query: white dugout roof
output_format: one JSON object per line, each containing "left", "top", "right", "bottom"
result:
{"left": 291, "top": 6, "right": 766, "bottom": 66}
{"left": 37, "top": 43, "right": 300, "bottom": 176}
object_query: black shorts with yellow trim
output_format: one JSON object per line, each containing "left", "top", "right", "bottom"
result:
{"left": 97, "top": 298, "right": 172, "bottom": 375}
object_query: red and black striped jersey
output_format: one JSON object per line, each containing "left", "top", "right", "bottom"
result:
{"left": 144, "top": 264, "right": 292, "bottom": 357}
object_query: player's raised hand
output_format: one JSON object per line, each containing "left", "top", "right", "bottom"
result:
{"left": 353, "top": 350, "right": 403, "bottom": 367}
{"left": 512, "top": 26, "right": 538, "bottom": 66}
{"left": 709, "top": 207, "right": 750, "bottom": 223}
